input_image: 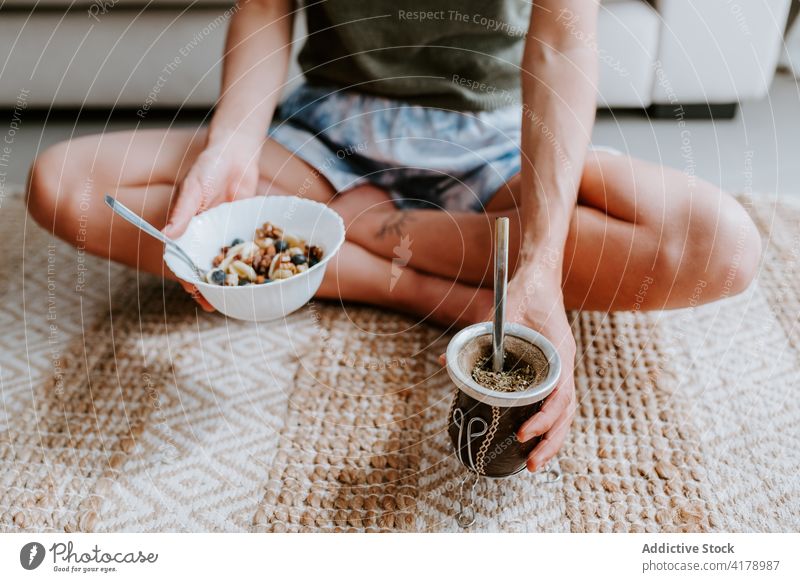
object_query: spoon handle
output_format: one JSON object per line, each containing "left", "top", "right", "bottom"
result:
{"left": 492, "top": 217, "right": 509, "bottom": 373}
{"left": 104, "top": 194, "right": 203, "bottom": 278}
{"left": 104, "top": 194, "right": 171, "bottom": 244}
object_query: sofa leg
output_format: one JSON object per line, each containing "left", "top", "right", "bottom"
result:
{"left": 647, "top": 102, "right": 739, "bottom": 120}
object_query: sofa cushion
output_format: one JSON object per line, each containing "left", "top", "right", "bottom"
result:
{"left": 596, "top": 0, "right": 660, "bottom": 108}
{"left": 0, "top": 8, "right": 229, "bottom": 106}
{"left": 652, "top": 0, "right": 792, "bottom": 103}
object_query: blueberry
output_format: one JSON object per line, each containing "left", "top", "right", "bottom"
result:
{"left": 231, "top": 238, "right": 244, "bottom": 246}
{"left": 291, "top": 254, "right": 307, "bottom": 265}
{"left": 209, "top": 269, "right": 226, "bottom": 285}
{"left": 308, "top": 256, "right": 319, "bottom": 267}
{"left": 274, "top": 240, "right": 289, "bottom": 252}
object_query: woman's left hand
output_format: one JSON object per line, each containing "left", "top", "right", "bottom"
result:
{"left": 503, "top": 276, "right": 577, "bottom": 472}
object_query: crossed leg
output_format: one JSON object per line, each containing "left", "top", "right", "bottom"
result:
{"left": 26, "top": 129, "right": 761, "bottom": 327}
{"left": 327, "top": 150, "right": 761, "bottom": 313}
{"left": 26, "top": 128, "right": 490, "bottom": 325}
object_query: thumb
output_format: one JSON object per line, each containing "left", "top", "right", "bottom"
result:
{"left": 164, "top": 175, "right": 203, "bottom": 239}
{"left": 438, "top": 353, "right": 446, "bottom": 367}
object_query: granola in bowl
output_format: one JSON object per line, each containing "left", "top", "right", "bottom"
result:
{"left": 205, "top": 221, "right": 324, "bottom": 287}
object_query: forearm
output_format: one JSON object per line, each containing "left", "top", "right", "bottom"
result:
{"left": 518, "top": 2, "right": 598, "bottom": 277}
{"left": 209, "top": 0, "right": 293, "bottom": 143}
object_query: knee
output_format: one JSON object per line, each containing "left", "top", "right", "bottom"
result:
{"left": 26, "top": 140, "right": 86, "bottom": 239}
{"left": 659, "top": 188, "right": 760, "bottom": 304}
{"left": 27, "top": 141, "right": 65, "bottom": 231}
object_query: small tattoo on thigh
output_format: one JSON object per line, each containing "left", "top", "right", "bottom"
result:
{"left": 376, "top": 211, "right": 414, "bottom": 239}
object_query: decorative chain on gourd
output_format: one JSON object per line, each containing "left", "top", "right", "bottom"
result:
{"left": 474, "top": 406, "right": 501, "bottom": 475}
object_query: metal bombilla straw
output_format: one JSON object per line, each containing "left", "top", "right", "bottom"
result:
{"left": 454, "top": 216, "right": 510, "bottom": 529}
{"left": 492, "top": 217, "right": 510, "bottom": 373}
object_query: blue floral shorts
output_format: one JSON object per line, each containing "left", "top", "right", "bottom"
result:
{"left": 268, "top": 84, "right": 523, "bottom": 212}
{"left": 268, "top": 83, "right": 620, "bottom": 212}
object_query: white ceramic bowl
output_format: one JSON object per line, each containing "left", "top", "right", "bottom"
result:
{"left": 164, "top": 196, "right": 345, "bottom": 322}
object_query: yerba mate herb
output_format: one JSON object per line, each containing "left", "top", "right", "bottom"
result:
{"left": 471, "top": 354, "right": 537, "bottom": 393}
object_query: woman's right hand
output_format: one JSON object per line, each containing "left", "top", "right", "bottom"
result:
{"left": 163, "top": 131, "right": 264, "bottom": 311}
{"left": 164, "top": 131, "right": 263, "bottom": 238}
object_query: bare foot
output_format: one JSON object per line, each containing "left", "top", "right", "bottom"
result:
{"left": 317, "top": 241, "right": 492, "bottom": 328}
{"left": 330, "top": 186, "right": 498, "bottom": 288}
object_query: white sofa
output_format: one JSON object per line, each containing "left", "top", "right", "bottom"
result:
{"left": 0, "top": 0, "right": 792, "bottom": 118}
{"left": 780, "top": 4, "right": 800, "bottom": 77}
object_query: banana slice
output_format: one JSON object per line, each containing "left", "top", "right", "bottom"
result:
{"left": 231, "top": 260, "right": 257, "bottom": 281}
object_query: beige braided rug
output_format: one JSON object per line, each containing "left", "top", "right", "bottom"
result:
{"left": 1, "top": 191, "right": 798, "bottom": 532}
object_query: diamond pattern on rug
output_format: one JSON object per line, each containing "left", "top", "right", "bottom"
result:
{"left": 2, "top": 190, "right": 799, "bottom": 532}
{"left": 657, "top": 195, "right": 800, "bottom": 532}
{"left": 1, "top": 278, "right": 171, "bottom": 532}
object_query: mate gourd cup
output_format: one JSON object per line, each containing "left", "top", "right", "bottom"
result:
{"left": 445, "top": 322, "right": 561, "bottom": 478}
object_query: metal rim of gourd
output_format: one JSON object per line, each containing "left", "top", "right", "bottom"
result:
{"left": 445, "top": 321, "right": 561, "bottom": 408}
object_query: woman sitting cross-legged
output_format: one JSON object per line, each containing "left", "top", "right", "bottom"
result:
{"left": 26, "top": 0, "right": 761, "bottom": 473}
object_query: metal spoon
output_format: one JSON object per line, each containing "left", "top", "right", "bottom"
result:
{"left": 103, "top": 194, "right": 206, "bottom": 281}
{"left": 492, "top": 216, "right": 509, "bottom": 373}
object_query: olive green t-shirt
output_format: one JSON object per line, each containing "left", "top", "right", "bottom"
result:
{"left": 298, "top": 1, "right": 531, "bottom": 111}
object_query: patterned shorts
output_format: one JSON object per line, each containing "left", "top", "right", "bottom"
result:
{"left": 268, "top": 83, "right": 620, "bottom": 212}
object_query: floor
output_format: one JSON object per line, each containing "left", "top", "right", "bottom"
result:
{"left": 593, "top": 73, "right": 800, "bottom": 197}
{"left": 4, "top": 186, "right": 800, "bottom": 532}
{"left": 2, "top": 73, "right": 798, "bottom": 196}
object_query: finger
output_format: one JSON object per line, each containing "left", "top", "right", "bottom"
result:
{"left": 179, "top": 280, "right": 215, "bottom": 312}
{"left": 526, "top": 410, "right": 573, "bottom": 472}
{"left": 164, "top": 172, "right": 217, "bottom": 238}
{"left": 224, "top": 167, "right": 242, "bottom": 202}
{"left": 228, "top": 166, "right": 258, "bottom": 202}
{"left": 164, "top": 175, "right": 204, "bottom": 238}
{"left": 192, "top": 291, "right": 215, "bottom": 312}
{"left": 438, "top": 353, "right": 446, "bottom": 367}
{"left": 517, "top": 383, "right": 573, "bottom": 441}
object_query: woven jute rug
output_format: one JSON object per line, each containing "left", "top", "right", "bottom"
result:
{"left": 1, "top": 190, "right": 798, "bottom": 532}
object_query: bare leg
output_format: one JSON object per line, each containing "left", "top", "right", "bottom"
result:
{"left": 26, "top": 129, "right": 491, "bottom": 325}
{"left": 28, "top": 132, "right": 760, "bottom": 323}
{"left": 332, "top": 153, "right": 762, "bottom": 311}
{"left": 26, "top": 129, "right": 337, "bottom": 277}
